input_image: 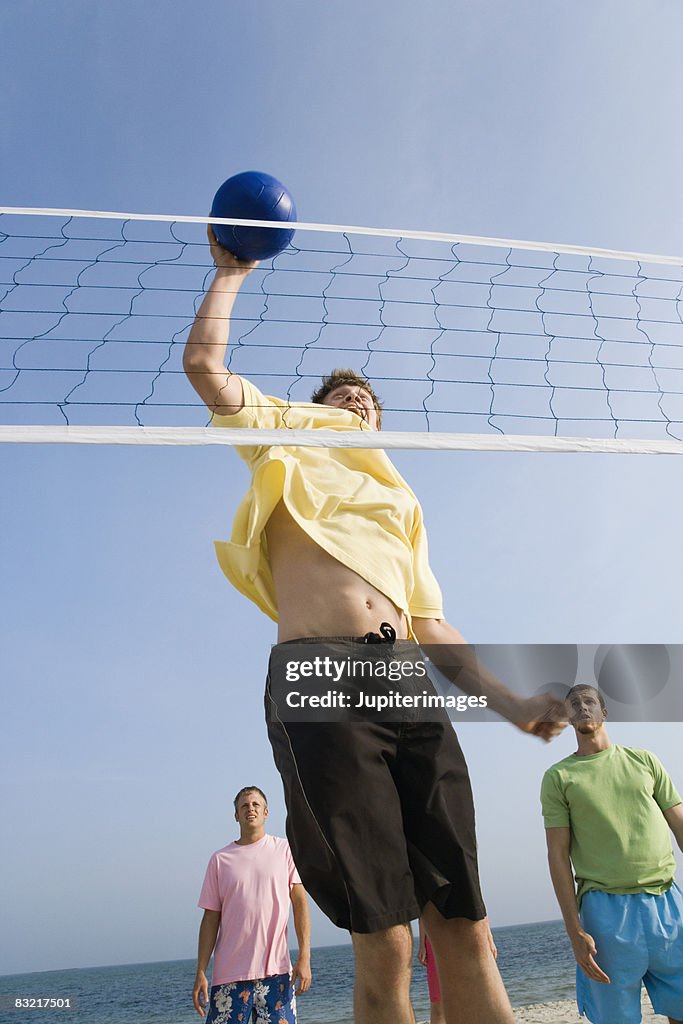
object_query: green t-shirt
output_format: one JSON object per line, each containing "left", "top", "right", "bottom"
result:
{"left": 541, "top": 745, "right": 681, "bottom": 903}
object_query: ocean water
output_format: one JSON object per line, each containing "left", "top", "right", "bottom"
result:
{"left": 0, "top": 920, "right": 576, "bottom": 1024}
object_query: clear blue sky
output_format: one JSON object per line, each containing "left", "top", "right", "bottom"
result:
{"left": 1, "top": 0, "right": 683, "bottom": 976}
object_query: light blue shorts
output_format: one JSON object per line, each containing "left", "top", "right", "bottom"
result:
{"left": 577, "top": 884, "right": 683, "bottom": 1024}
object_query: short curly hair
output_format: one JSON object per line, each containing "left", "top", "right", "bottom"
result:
{"left": 311, "top": 368, "right": 383, "bottom": 428}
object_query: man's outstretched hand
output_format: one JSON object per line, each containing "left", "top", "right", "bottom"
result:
{"left": 514, "top": 693, "right": 567, "bottom": 742}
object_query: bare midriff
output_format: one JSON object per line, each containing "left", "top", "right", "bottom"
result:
{"left": 265, "top": 500, "right": 408, "bottom": 642}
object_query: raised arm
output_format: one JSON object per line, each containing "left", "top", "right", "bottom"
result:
{"left": 412, "top": 617, "right": 566, "bottom": 741}
{"left": 182, "top": 227, "right": 257, "bottom": 416}
{"left": 192, "top": 908, "right": 221, "bottom": 1017}
{"left": 545, "top": 828, "right": 610, "bottom": 984}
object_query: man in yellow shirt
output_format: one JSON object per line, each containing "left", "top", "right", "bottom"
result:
{"left": 184, "top": 229, "right": 564, "bottom": 1024}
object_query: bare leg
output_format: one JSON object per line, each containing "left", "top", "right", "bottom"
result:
{"left": 351, "top": 923, "right": 415, "bottom": 1024}
{"left": 422, "top": 903, "right": 515, "bottom": 1024}
{"left": 430, "top": 999, "right": 446, "bottom": 1024}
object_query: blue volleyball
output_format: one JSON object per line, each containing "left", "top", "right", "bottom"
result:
{"left": 210, "top": 171, "right": 297, "bottom": 260}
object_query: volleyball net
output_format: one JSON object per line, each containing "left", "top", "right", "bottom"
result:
{"left": 2, "top": 207, "right": 683, "bottom": 452}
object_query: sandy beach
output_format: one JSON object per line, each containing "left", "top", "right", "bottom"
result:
{"left": 513, "top": 993, "right": 666, "bottom": 1022}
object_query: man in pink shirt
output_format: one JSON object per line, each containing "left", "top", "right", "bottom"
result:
{"left": 192, "top": 786, "right": 312, "bottom": 1023}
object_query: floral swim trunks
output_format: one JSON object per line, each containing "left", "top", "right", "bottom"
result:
{"left": 206, "top": 974, "right": 296, "bottom": 1024}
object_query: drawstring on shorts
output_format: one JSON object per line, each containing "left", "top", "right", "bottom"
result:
{"left": 362, "top": 622, "right": 397, "bottom": 644}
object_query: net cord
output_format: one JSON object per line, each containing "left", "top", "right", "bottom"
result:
{"left": 2, "top": 425, "right": 683, "bottom": 454}
{"left": 1, "top": 207, "right": 682, "bottom": 268}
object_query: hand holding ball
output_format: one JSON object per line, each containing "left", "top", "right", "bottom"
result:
{"left": 210, "top": 171, "right": 297, "bottom": 261}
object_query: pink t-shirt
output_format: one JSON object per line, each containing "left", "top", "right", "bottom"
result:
{"left": 198, "top": 834, "right": 301, "bottom": 985}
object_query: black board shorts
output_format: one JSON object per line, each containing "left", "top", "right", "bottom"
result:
{"left": 265, "top": 628, "right": 487, "bottom": 934}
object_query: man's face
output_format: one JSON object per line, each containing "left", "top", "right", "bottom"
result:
{"left": 566, "top": 688, "right": 606, "bottom": 735}
{"left": 234, "top": 791, "right": 268, "bottom": 829}
{"left": 322, "top": 384, "right": 379, "bottom": 431}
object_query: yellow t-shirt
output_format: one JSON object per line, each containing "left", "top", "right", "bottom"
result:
{"left": 212, "top": 377, "right": 444, "bottom": 627}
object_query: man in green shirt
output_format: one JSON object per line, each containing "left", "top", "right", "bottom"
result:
{"left": 541, "top": 684, "right": 683, "bottom": 1024}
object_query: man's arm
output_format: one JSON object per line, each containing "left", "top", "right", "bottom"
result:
{"left": 182, "top": 227, "right": 257, "bottom": 415}
{"left": 192, "top": 909, "right": 221, "bottom": 1017}
{"left": 544, "top": 828, "right": 610, "bottom": 984}
{"left": 664, "top": 803, "right": 683, "bottom": 852}
{"left": 289, "top": 883, "right": 312, "bottom": 994}
{"left": 412, "top": 617, "right": 566, "bottom": 741}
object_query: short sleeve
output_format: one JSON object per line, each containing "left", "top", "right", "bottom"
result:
{"left": 408, "top": 505, "right": 444, "bottom": 619}
{"left": 540, "top": 769, "right": 571, "bottom": 828}
{"left": 211, "top": 377, "right": 285, "bottom": 431}
{"left": 286, "top": 842, "right": 302, "bottom": 887}
{"left": 198, "top": 854, "right": 222, "bottom": 912}
{"left": 210, "top": 377, "right": 289, "bottom": 467}
{"left": 645, "top": 751, "right": 682, "bottom": 811}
